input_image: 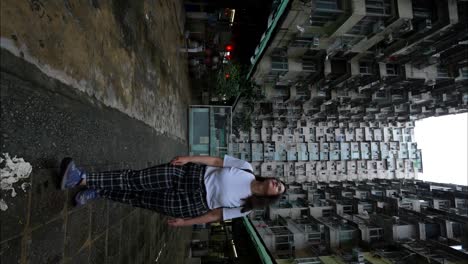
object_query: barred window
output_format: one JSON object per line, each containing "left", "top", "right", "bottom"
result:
{"left": 271, "top": 56, "right": 288, "bottom": 72}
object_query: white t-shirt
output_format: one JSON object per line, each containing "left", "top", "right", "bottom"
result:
{"left": 204, "top": 155, "right": 255, "bottom": 220}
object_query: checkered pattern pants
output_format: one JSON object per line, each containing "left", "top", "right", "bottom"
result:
{"left": 87, "top": 163, "right": 210, "bottom": 218}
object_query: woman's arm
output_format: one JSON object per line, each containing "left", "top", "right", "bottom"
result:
{"left": 171, "top": 156, "right": 223, "bottom": 167}
{"left": 167, "top": 208, "right": 223, "bottom": 227}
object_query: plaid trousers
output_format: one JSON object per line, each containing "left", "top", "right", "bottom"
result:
{"left": 87, "top": 163, "right": 210, "bottom": 218}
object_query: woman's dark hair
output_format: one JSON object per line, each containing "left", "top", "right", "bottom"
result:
{"left": 240, "top": 176, "right": 287, "bottom": 213}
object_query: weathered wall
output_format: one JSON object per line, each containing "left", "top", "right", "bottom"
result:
{"left": 0, "top": 0, "right": 190, "bottom": 141}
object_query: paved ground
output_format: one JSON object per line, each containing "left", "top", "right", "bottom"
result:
{"left": 0, "top": 48, "right": 192, "bottom": 264}
{"left": 0, "top": 0, "right": 190, "bottom": 140}
{"left": 0, "top": 1, "right": 194, "bottom": 263}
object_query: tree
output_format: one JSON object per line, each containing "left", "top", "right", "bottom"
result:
{"left": 232, "top": 110, "right": 253, "bottom": 133}
{"left": 215, "top": 62, "right": 265, "bottom": 133}
{"left": 215, "top": 62, "right": 253, "bottom": 100}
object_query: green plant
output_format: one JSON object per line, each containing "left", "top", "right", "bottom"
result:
{"left": 216, "top": 62, "right": 266, "bottom": 133}
{"left": 232, "top": 110, "right": 253, "bottom": 133}
{"left": 215, "top": 62, "right": 254, "bottom": 100}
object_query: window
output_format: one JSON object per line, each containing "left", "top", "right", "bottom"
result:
{"left": 386, "top": 64, "right": 398, "bottom": 76}
{"left": 438, "top": 200, "right": 449, "bottom": 210}
{"left": 271, "top": 56, "right": 288, "bottom": 73}
{"left": 359, "top": 62, "right": 371, "bottom": 75}
{"left": 373, "top": 190, "right": 383, "bottom": 197}
{"left": 366, "top": 0, "right": 391, "bottom": 16}
{"left": 343, "top": 205, "right": 353, "bottom": 213}
{"left": 369, "top": 229, "right": 383, "bottom": 236}
{"left": 308, "top": 233, "right": 322, "bottom": 242}
{"left": 456, "top": 200, "right": 467, "bottom": 209}
{"left": 369, "top": 228, "right": 383, "bottom": 242}
{"left": 339, "top": 230, "right": 354, "bottom": 241}
{"left": 303, "top": 56, "right": 318, "bottom": 72}
{"left": 295, "top": 257, "right": 322, "bottom": 264}
{"left": 322, "top": 209, "right": 332, "bottom": 217}
{"left": 437, "top": 66, "right": 449, "bottom": 78}
{"left": 452, "top": 222, "right": 462, "bottom": 237}
{"left": 293, "top": 36, "right": 319, "bottom": 48}
{"left": 459, "top": 67, "right": 468, "bottom": 78}
{"left": 276, "top": 243, "right": 291, "bottom": 251}
{"left": 316, "top": 0, "right": 338, "bottom": 10}
{"left": 276, "top": 236, "right": 291, "bottom": 244}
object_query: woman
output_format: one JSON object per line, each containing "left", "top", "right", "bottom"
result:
{"left": 60, "top": 155, "right": 286, "bottom": 227}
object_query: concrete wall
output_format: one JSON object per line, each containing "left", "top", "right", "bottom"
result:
{"left": 392, "top": 224, "right": 417, "bottom": 241}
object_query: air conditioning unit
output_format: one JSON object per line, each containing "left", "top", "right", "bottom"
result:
{"left": 313, "top": 37, "right": 320, "bottom": 47}
{"left": 375, "top": 48, "right": 384, "bottom": 58}
{"left": 373, "top": 20, "right": 385, "bottom": 33}
{"left": 401, "top": 20, "right": 413, "bottom": 32}
{"left": 425, "top": 19, "right": 432, "bottom": 29}
{"left": 425, "top": 79, "right": 435, "bottom": 86}
{"left": 386, "top": 33, "right": 393, "bottom": 43}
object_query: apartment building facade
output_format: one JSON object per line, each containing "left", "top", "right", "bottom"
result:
{"left": 226, "top": 1, "right": 468, "bottom": 262}
{"left": 229, "top": 0, "right": 467, "bottom": 182}
{"left": 251, "top": 179, "right": 468, "bottom": 262}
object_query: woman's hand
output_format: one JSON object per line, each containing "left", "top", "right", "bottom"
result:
{"left": 167, "top": 218, "right": 186, "bottom": 227}
{"left": 170, "top": 156, "right": 191, "bottom": 166}
{"left": 167, "top": 209, "right": 223, "bottom": 227}
{"left": 170, "top": 156, "right": 223, "bottom": 167}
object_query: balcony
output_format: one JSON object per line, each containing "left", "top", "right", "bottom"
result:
{"left": 302, "top": 59, "right": 319, "bottom": 74}
{"left": 394, "top": 104, "right": 409, "bottom": 113}
{"left": 409, "top": 92, "right": 433, "bottom": 105}
{"left": 294, "top": 257, "right": 322, "bottom": 264}
{"left": 409, "top": 104, "right": 422, "bottom": 114}
{"left": 288, "top": 35, "right": 320, "bottom": 57}
{"left": 349, "top": 90, "right": 369, "bottom": 102}
{"left": 324, "top": 59, "right": 350, "bottom": 86}
{"left": 455, "top": 67, "right": 468, "bottom": 82}
{"left": 270, "top": 225, "right": 295, "bottom": 259}
{"left": 372, "top": 91, "right": 389, "bottom": 102}
{"left": 365, "top": 0, "right": 391, "bottom": 17}
{"left": 310, "top": 89, "right": 328, "bottom": 103}
{"left": 270, "top": 54, "right": 288, "bottom": 76}
{"left": 366, "top": 107, "right": 380, "bottom": 114}
{"left": 391, "top": 94, "right": 406, "bottom": 103}
{"left": 309, "top": 0, "right": 345, "bottom": 27}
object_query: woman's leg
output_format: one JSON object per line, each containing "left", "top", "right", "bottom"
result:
{"left": 97, "top": 189, "right": 143, "bottom": 208}
{"left": 86, "top": 163, "right": 185, "bottom": 191}
{"left": 98, "top": 189, "right": 210, "bottom": 218}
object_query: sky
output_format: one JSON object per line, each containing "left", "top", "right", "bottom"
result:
{"left": 231, "top": 1, "right": 272, "bottom": 64}
{"left": 414, "top": 113, "right": 468, "bottom": 185}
